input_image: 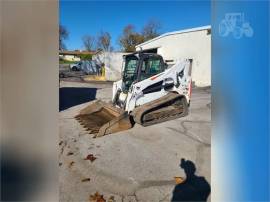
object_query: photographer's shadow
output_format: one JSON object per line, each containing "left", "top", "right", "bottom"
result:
{"left": 171, "top": 159, "right": 211, "bottom": 202}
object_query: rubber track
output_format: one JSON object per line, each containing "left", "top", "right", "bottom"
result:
{"left": 131, "top": 92, "right": 188, "bottom": 126}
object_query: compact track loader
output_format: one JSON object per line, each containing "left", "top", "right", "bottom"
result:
{"left": 75, "top": 52, "right": 192, "bottom": 137}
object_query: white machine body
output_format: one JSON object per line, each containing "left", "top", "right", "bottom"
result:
{"left": 112, "top": 59, "right": 192, "bottom": 113}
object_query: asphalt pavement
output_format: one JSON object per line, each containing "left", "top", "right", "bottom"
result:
{"left": 59, "top": 81, "right": 211, "bottom": 202}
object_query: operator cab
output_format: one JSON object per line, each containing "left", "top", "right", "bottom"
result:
{"left": 122, "top": 52, "right": 166, "bottom": 92}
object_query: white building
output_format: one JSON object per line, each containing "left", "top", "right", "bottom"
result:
{"left": 92, "top": 51, "right": 128, "bottom": 81}
{"left": 136, "top": 26, "right": 211, "bottom": 87}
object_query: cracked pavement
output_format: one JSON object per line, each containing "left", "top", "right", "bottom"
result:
{"left": 59, "top": 81, "right": 211, "bottom": 202}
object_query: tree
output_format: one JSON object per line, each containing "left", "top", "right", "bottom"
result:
{"left": 82, "top": 35, "right": 95, "bottom": 51}
{"left": 59, "top": 24, "right": 69, "bottom": 50}
{"left": 119, "top": 25, "right": 144, "bottom": 52}
{"left": 142, "top": 20, "right": 161, "bottom": 41}
{"left": 97, "top": 31, "right": 112, "bottom": 51}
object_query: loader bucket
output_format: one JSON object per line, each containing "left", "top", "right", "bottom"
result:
{"left": 75, "top": 100, "right": 133, "bottom": 138}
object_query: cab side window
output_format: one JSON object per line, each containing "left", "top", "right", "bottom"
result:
{"left": 140, "top": 57, "right": 162, "bottom": 80}
{"left": 148, "top": 58, "right": 161, "bottom": 74}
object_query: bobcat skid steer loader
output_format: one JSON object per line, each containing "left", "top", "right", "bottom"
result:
{"left": 75, "top": 52, "right": 192, "bottom": 138}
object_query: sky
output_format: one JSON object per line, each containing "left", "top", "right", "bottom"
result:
{"left": 59, "top": 1, "right": 210, "bottom": 50}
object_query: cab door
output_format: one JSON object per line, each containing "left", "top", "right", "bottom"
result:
{"left": 133, "top": 56, "right": 166, "bottom": 106}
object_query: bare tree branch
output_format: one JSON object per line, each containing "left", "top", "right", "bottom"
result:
{"left": 97, "top": 31, "right": 112, "bottom": 51}
{"left": 82, "top": 35, "right": 95, "bottom": 51}
{"left": 118, "top": 25, "right": 144, "bottom": 52}
{"left": 59, "top": 24, "right": 69, "bottom": 50}
{"left": 142, "top": 20, "right": 161, "bottom": 41}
